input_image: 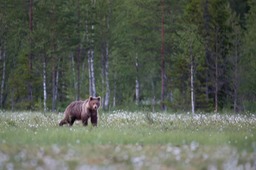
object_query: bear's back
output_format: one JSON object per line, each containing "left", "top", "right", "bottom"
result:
{"left": 66, "top": 101, "right": 85, "bottom": 118}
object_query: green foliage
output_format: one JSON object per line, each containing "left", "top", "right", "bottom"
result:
{"left": 240, "top": 0, "right": 256, "bottom": 111}
{"left": 0, "top": 0, "right": 255, "bottom": 112}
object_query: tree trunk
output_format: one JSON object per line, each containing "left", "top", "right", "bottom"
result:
{"left": 214, "top": 55, "right": 218, "bottom": 113}
{"left": 101, "top": 45, "right": 105, "bottom": 108}
{"left": 214, "top": 27, "right": 219, "bottom": 113}
{"left": 233, "top": 34, "right": 239, "bottom": 113}
{"left": 76, "top": 1, "right": 81, "bottom": 100}
{"left": 28, "top": 0, "right": 33, "bottom": 106}
{"left": 0, "top": 48, "right": 6, "bottom": 108}
{"left": 76, "top": 46, "right": 81, "bottom": 100}
{"left": 88, "top": 49, "right": 96, "bottom": 97}
{"left": 87, "top": 0, "right": 96, "bottom": 97}
{"left": 70, "top": 53, "right": 77, "bottom": 99}
{"left": 233, "top": 60, "right": 238, "bottom": 113}
{"left": 51, "top": 66, "right": 56, "bottom": 111}
{"left": 105, "top": 43, "right": 110, "bottom": 109}
{"left": 190, "top": 42, "right": 195, "bottom": 114}
{"left": 101, "top": 4, "right": 111, "bottom": 110}
{"left": 102, "top": 42, "right": 110, "bottom": 109}
{"left": 161, "top": 0, "right": 166, "bottom": 111}
{"left": 151, "top": 80, "right": 156, "bottom": 112}
{"left": 11, "top": 91, "right": 14, "bottom": 111}
{"left": 52, "top": 63, "right": 59, "bottom": 112}
{"left": 113, "top": 73, "right": 117, "bottom": 107}
{"left": 105, "top": 1, "right": 112, "bottom": 109}
{"left": 135, "top": 54, "right": 140, "bottom": 105}
{"left": 231, "top": 26, "right": 241, "bottom": 113}
{"left": 203, "top": 0, "right": 210, "bottom": 105}
{"left": 43, "top": 56, "right": 47, "bottom": 112}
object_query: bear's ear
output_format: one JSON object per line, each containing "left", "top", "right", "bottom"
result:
{"left": 97, "top": 97, "right": 101, "bottom": 101}
{"left": 89, "top": 96, "right": 93, "bottom": 101}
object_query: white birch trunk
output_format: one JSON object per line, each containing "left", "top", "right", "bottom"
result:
{"left": 101, "top": 45, "right": 106, "bottom": 108}
{"left": 11, "top": 91, "right": 14, "bottom": 111}
{"left": 233, "top": 54, "right": 238, "bottom": 112}
{"left": 152, "top": 96, "right": 156, "bottom": 113}
{"left": 135, "top": 79, "right": 140, "bottom": 105}
{"left": 51, "top": 69, "right": 56, "bottom": 111}
{"left": 104, "top": 1, "right": 111, "bottom": 109}
{"left": 135, "top": 54, "right": 140, "bottom": 105}
{"left": 190, "top": 43, "right": 195, "bottom": 114}
{"left": 56, "top": 68, "right": 59, "bottom": 101}
{"left": 113, "top": 73, "right": 116, "bottom": 107}
{"left": 54, "top": 68, "right": 59, "bottom": 109}
{"left": 214, "top": 27, "right": 219, "bottom": 113}
{"left": 87, "top": 0, "right": 96, "bottom": 97}
{"left": 88, "top": 49, "right": 96, "bottom": 97}
{"left": 43, "top": 56, "right": 47, "bottom": 112}
{"left": 215, "top": 55, "right": 218, "bottom": 113}
{"left": 0, "top": 49, "right": 6, "bottom": 107}
{"left": 88, "top": 50, "right": 91, "bottom": 95}
{"left": 52, "top": 64, "right": 59, "bottom": 111}
{"left": 101, "top": 43, "right": 106, "bottom": 110}
{"left": 71, "top": 53, "right": 77, "bottom": 100}
{"left": 76, "top": 45, "right": 81, "bottom": 100}
{"left": 233, "top": 32, "right": 240, "bottom": 113}
{"left": 104, "top": 42, "right": 110, "bottom": 108}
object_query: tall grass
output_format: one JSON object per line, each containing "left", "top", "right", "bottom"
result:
{"left": 0, "top": 111, "right": 256, "bottom": 170}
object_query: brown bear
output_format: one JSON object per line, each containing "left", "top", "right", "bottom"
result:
{"left": 59, "top": 96, "right": 101, "bottom": 126}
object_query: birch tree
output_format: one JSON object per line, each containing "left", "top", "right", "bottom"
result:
{"left": 0, "top": 0, "right": 254, "bottom": 112}
{"left": 226, "top": 9, "right": 242, "bottom": 113}
{"left": 160, "top": 0, "right": 166, "bottom": 110}
{"left": 0, "top": 47, "right": 6, "bottom": 108}
{"left": 190, "top": 42, "right": 195, "bottom": 114}
{"left": 177, "top": 22, "right": 203, "bottom": 113}
{"left": 101, "top": 41, "right": 110, "bottom": 109}
{"left": 28, "top": 0, "right": 34, "bottom": 107}
{"left": 87, "top": 0, "right": 96, "bottom": 97}
{"left": 42, "top": 55, "right": 47, "bottom": 112}
{"left": 98, "top": 0, "right": 111, "bottom": 109}
{"left": 0, "top": 6, "right": 7, "bottom": 108}
{"left": 135, "top": 54, "right": 140, "bottom": 105}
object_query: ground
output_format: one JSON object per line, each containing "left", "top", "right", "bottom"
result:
{"left": 0, "top": 111, "right": 255, "bottom": 170}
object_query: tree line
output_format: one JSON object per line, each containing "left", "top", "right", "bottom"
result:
{"left": 0, "top": 0, "right": 255, "bottom": 113}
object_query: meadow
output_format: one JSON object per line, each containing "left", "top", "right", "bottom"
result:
{"left": 0, "top": 110, "right": 256, "bottom": 170}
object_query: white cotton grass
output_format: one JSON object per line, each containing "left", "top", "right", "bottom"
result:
{"left": 0, "top": 110, "right": 255, "bottom": 170}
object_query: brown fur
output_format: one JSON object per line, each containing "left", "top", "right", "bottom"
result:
{"left": 59, "top": 96, "right": 101, "bottom": 126}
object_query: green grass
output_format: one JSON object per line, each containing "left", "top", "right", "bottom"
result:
{"left": 0, "top": 111, "right": 256, "bottom": 170}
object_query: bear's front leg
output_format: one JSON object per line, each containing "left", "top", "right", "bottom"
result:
{"left": 82, "top": 116, "right": 89, "bottom": 126}
{"left": 91, "top": 115, "right": 98, "bottom": 126}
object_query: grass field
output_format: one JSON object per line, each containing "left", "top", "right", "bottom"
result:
{"left": 0, "top": 110, "right": 256, "bottom": 170}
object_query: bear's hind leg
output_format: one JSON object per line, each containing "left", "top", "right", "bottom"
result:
{"left": 69, "top": 116, "right": 76, "bottom": 126}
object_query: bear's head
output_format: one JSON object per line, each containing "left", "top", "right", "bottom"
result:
{"left": 89, "top": 96, "right": 101, "bottom": 110}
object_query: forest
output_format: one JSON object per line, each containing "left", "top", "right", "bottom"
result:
{"left": 0, "top": 0, "right": 255, "bottom": 113}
